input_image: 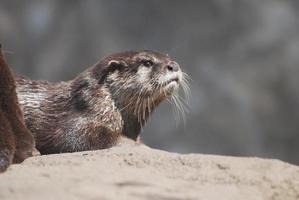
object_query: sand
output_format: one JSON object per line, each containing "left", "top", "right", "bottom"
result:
{"left": 0, "top": 144, "right": 298, "bottom": 200}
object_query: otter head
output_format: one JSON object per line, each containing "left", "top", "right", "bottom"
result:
{"left": 92, "top": 50, "right": 189, "bottom": 129}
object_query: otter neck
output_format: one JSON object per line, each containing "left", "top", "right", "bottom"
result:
{"left": 107, "top": 85, "right": 162, "bottom": 140}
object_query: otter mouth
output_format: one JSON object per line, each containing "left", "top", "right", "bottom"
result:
{"left": 162, "top": 77, "right": 179, "bottom": 87}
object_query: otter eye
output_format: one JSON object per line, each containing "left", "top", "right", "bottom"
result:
{"left": 142, "top": 59, "right": 153, "bottom": 67}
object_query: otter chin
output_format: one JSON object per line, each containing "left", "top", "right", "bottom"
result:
{"left": 15, "top": 50, "right": 189, "bottom": 154}
{"left": 162, "top": 78, "right": 181, "bottom": 91}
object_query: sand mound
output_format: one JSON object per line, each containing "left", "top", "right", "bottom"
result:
{"left": 0, "top": 145, "right": 298, "bottom": 200}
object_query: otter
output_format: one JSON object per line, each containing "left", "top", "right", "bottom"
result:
{"left": 0, "top": 45, "right": 38, "bottom": 172}
{"left": 15, "top": 50, "right": 188, "bottom": 155}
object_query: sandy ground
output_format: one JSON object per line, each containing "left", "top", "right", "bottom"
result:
{"left": 0, "top": 144, "right": 298, "bottom": 200}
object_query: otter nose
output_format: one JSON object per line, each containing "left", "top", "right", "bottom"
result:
{"left": 166, "top": 61, "right": 180, "bottom": 72}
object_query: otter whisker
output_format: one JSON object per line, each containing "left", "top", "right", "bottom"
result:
{"left": 135, "top": 81, "right": 150, "bottom": 125}
{"left": 147, "top": 97, "right": 151, "bottom": 115}
{"left": 182, "top": 72, "right": 192, "bottom": 81}
{"left": 176, "top": 95, "right": 190, "bottom": 112}
{"left": 181, "top": 72, "right": 191, "bottom": 99}
{"left": 168, "top": 87, "right": 188, "bottom": 125}
{"left": 169, "top": 95, "right": 180, "bottom": 124}
{"left": 119, "top": 101, "right": 133, "bottom": 112}
{"left": 182, "top": 79, "right": 191, "bottom": 100}
{"left": 173, "top": 93, "right": 186, "bottom": 124}
{"left": 142, "top": 102, "right": 147, "bottom": 122}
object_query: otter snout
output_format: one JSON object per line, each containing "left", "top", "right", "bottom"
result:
{"left": 166, "top": 61, "right": 180, "bottom": 72}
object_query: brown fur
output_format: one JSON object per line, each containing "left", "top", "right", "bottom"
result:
{"left": 16, "top": 50, "right": 183, "bottom": 155}
{"left": 0, "top": 45, "right": 39, "bottom": 172}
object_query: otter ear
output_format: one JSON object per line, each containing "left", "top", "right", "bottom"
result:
{"left": 108, "top": 60, "right": 126, "bottom": 70}
{"left": 96, "top": 60, "right": 127, "bottom": 84}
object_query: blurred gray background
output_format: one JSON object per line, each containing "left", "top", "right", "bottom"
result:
{"left": 1, "top": 0, "right": 299, "bottom": 164}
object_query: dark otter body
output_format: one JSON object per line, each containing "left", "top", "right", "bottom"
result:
{"left": 16, "top": 50, "right": 185, "bottom": 155}
{"left": 0, "top": 46, "right": 38, "bottom": 172}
